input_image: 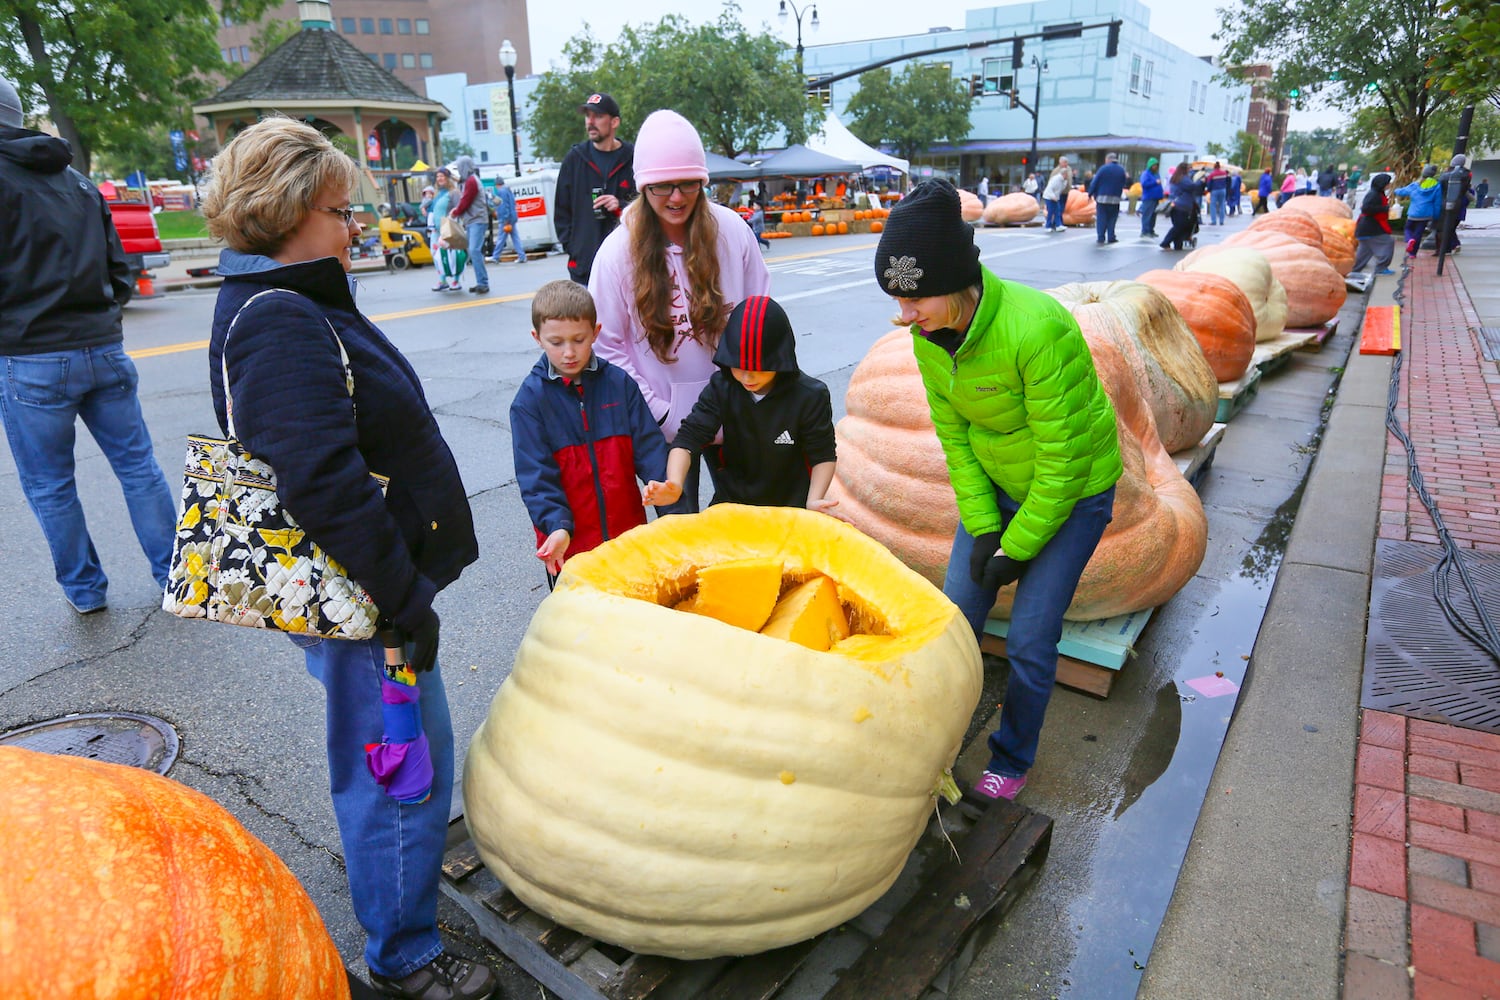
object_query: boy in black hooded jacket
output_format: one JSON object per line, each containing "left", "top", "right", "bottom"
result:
{"left": 644, "top": 296, "right": 840, "bottom": 514}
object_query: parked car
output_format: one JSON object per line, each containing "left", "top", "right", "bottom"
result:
{"left": 104, "top": 199, "right": 171, "bottom": 291}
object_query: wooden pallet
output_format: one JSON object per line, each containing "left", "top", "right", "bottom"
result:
{"left": 981, "top": 607, "right": 1155, "bottom": 698}
{"left": 1172, "top": 422, "right": 1225, "bottom": 491}
{"left": 1216, "top": 366, "right": 1261, "bottom": 422}
{"left": 1252, "top": 330, "right": 1319, "bottom": 376}
{"left": 1298, "top": 317, "right": 1339, "bottom": 350}
{"left": 438, "top": 799, "right": 1052, "bottom": 1000}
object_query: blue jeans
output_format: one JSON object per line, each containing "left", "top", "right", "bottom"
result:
{"left": 943, "top": 485, "right": 1115, "bottom": 777}
{"left": 1044, "top": 198, "right": 1063, "bottom": 229}
{"left": 1095, "top": 202, "right": 1120, "bottom": 242}
{"left": 1140, "top": 199, "right": 1159, "bottom": 235}
{"left": 491, "top": 224, "right": 526, "bottom": 262}
{"left": 0, "top": 345, "right": 175, "bottom": 610}
{"left": 465, "top": 221, "right": 490, "bottom": 287}
{"left": 296, "top": 634, "right": 455, "bottom": 978}
{"left": 1209, "top": 189, "right": 1227, "bottom": 225}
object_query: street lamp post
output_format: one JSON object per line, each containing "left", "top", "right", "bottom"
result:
{"left": 1026, "top": 55, "right": 1047, "bottom": 174}
{"left": 777, "top": 0, "right": 819, "bottom": 78}
{"left": 499, "top": 39, "right": 520, "bottom": 176}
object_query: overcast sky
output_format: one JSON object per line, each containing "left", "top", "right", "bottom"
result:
{"left": 523, "top": 0, "right": 1344, "bottom": 132}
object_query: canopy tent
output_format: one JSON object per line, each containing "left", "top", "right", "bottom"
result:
{"left": 754, "top": 144, "right": 862, "bottom": 179}
{"left": 706, "top": 150, "right": 762, "bottom": 181}
{"left": 806, "top": 111, "right": 909, "bottom": 174}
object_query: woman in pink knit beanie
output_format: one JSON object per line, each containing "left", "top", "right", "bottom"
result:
{"left": 589, "top": 109, "right": 771, "bottom": 513}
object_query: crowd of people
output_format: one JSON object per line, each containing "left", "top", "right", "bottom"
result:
{"left": 4, "top": 58, "right": 1491, "bottom": 998}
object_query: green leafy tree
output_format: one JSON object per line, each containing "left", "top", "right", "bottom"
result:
{"left": 0, "top": 0, "right": 276, "bottom": 175}
{"left": 1428, "top": 0, "right": 1500, "bottom": 99}
{"left": 1215, "top": 0, "right": 1454, "bottom": 182}
{"left": 527, "top": 6, "right": 818, "bottom": 161}
{"left": 1347, "top": 100, "right": 1500, "bottom": 170}
{"left": 1231, "top": 129, "right": 1267, "bottom": 171}
{"left": 844, "top": 64, "right": 973, "bottom": 165}
{"left": 251, "top": 17, "right": 299, "bottom": 60}
{"left": 1279, "top": 128, "right": 1368, "bottom": 173}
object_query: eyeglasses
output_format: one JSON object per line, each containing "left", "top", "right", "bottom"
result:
{"left": 644, "top": 180, "right": 703, "bottom": 198}
{"left": 317, "top": 206, "right": 358, "bottom": 225}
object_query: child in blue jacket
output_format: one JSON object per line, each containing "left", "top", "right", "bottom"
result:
{"left": 511, "top": 280, "right": 668, "bottom": 579}
{"left": 1394, "top": 166, "right": 1443, "bottom": 258}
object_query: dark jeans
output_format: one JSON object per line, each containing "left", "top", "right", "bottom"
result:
{"left": 1140, "top": 199, "right": 1159, "bottom": 235}
{"left": 943, "top": 486, "right": 1116, "bottom": 777}
{"left": 1044, "top": 197, "right": 1064, "bottom": 229}
{"left": 1403, "top": 219, "right": 1430, "bottom": 254}
{"left": 1095, "top": 202, "right": 1120, "bottom": 242}
{"left": 1160, "top": 204, "right": 1194, "bottom": 249}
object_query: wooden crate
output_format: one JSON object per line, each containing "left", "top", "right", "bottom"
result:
{"left": 439, "top": 798, "right": 1052, "bottom": 1000}
{"left": 1216, "top": 366, "right": 1261, "bottom": 422}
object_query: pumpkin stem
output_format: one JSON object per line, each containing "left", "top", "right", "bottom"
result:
{"left": 933, "top": 768, "right": 962, "bottom": 806}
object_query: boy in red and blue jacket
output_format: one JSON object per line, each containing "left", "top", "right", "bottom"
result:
{"left": 510, "top": 280, "right": 667, "bottom": 579}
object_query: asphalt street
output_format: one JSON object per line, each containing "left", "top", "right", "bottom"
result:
{"left": 0, "top": 216, "right": 1347, "bottom": 997}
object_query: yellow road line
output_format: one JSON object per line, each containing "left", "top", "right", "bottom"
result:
{"left": 125, "top": 243, "right": 881, "bottom": 360}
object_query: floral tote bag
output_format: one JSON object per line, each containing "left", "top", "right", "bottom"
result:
{"left": 161, "top": 289, "right": 385, "bottom": 640}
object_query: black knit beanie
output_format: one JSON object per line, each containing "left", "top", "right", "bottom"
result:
{"left": 873, "top": 179, "right": 981, "bottom": 297}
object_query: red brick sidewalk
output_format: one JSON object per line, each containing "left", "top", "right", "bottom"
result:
{"left": 1349, "top": 255, "right": 1500, "bottom": 999}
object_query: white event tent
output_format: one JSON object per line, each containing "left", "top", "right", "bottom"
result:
{"left": 805, "top": 110, "right": 909, "bottom": 175}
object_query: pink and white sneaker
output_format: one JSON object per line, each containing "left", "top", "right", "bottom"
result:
{"left": 974, "top": 770, "right": 1027, "bottom": 801}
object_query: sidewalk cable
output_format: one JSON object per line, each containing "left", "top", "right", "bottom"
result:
{"left": 1384, "top": 257, "right": 1500, "bottom": 665}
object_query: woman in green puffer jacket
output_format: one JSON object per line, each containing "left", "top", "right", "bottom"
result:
{"left": 874, "top": 179, "right": 1122, "bottom": 803}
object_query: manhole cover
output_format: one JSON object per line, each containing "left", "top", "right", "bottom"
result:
{"left": 0, "top": 712, "right": 179, "bottom": 774}
{"left": 1364, "top": 540, "right": 1500, "bottom": 735}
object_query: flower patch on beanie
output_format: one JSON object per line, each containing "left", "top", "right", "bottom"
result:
{"left": 882, "top": 256, "right": 924, "bottom": 293}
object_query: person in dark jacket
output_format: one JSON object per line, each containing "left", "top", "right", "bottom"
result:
{"left": 199, "top": 117, "right": 496, "bottom": 1000}
{"left": 643, "top": 295, "right": 839, "bottom": 514}
{"left": 554, "top": 92, "right": 635, "bottom": 285}
{"left": 1087, "top": 152, "right": 1128, "bottom": 244}
{"left": 1317, "top": 166, "right": 1338, "bottom": 197}
{"left": 1160, "top": 163, "right": 1203, "bottom": 251}
{"left": 1138, "top": 158, "right": 1163, "bottom": 237}
{"left": 511, "top": 280, "right": 668, "bottom": 580}
{"left": 1256, "top": 168, "right": 1273, "bottom": 214}
{"left": 0, "top": 74, "right": 176, "bottom": 615}
{"left": 1352, "top": 173, "right": 1395, "bottom": 275}
{"left": 1227, "top": 169, "right": 1243, "bottom": 215}
{"left": 1437, "top": 154, "right": 1473, "bottom": 255}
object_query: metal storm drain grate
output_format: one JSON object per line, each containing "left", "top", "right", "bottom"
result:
{"left": 0, "top": 712, "right": 180, "bottom": 774}
{"left": 1364, "top": 540, "right": 1500, "bottom": 735}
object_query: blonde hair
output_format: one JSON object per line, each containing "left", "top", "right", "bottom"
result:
{"left": 891, "top": 284, "right": 981, "bottom": 331}
{"left": 200, "top": 116, "right": 360, "bottom": 255}
{"left": 625, "top": 194, "right": 727, "bottom": 364}
{"left": 531, "top": 279, "right": 597, "bottom": 330}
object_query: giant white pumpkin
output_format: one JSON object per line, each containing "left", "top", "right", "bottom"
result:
{"left": 463, "top": 505, "right": 982, "bottom": 960}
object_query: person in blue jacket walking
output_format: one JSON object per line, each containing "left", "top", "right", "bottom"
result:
{"left": 1088, "top": 152, "right": 1128, "bottom": 244}
{"left": 1393, "top": 166, "right": 1443, "bottom": 258}
{"left": 1256, "top": 168, "right": 1273, "bottom": 214}
{"left": 488, "top": 176, "right": 527, "bottom": 264}
{"left": 1138, "top": 158, "right": 1163, "bottom": 238}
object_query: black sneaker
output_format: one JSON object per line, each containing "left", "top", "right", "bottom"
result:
{"left": 368, "top": 953, "right": 498, "bottom": 1000}
{"left": 469, "top": 285, "right": 489, "bottom": 294}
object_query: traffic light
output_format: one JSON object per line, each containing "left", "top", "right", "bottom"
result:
{"left": 1009, "top": 89, "right": 1021, "bottom": 109}
{"left": 1021, "top": 155, "right": 1029, "bottom": 167}
{"left": 1105, "top": 21, "right": 1120, "bottom": 58}
{"left": 1011, "top": 38, "right": 1023, "bottom": 70}
{"left": 1288, "top": 86, "right": 1301, "bottom": 98}
{"left": 970, "top": 74, "right": 983, "bottom": 98}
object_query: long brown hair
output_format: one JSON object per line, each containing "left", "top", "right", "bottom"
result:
{"left": 627, "top": 194, "right": 728, "bottom": 363}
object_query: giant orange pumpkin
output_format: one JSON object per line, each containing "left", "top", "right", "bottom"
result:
{"left": 1248, "top": 211, "right": 1325, "bottom": 252}
{"left": 1173, "top": 246, "right": 1288, "bottom": 343}
{"left": 1062, "top": 188, "right": 1095, "bottom": 226}
{"left": 827, "top": 331, "right": 1207, "bottom": 620}
{"left": 1207, "top": 231, "right": 1346, "bottom": 328}
{"left": 1045, "top": 281, "right": 1218, "bottom": 453}
{"left": 982, "top": 192, "right": 1042, "bottom": 226}
{"left": 1311, "top": 216, "right": 1356, "bottom": 276}
{"left": 0, "top": 746, "right": 349, "bottom": 1000}
{"left": 958, "top": 188, "right": 984, "bottom": 222}
{"left": 1281, "top": 197, "right": 1353, "bottom": 221}
{"left": 1135, "top": 269, "right": 1257, "bottom": 381}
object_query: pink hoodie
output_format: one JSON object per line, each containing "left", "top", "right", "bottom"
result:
{"left": 589, "top": 200, "right": 771, "bottom": 442}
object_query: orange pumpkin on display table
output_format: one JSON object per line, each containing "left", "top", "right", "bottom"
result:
{"left": 982, "top": 192, "right": 1043, "bottom": 226}
{"left": 1281, "top": 196, "right": 1354, "bottom": 221}
{"left": 1248, "top": 211, "right": 1325, "bottom": 252}
{"left": 1173, "top": 246, "right": 1289, "bottom": 343}
{"left": 1311, "top": 216, "right": 1356, "bottom": 276}
{"left": 957, "top": 188, "right": 984, "bottom": 222}
{"left": 1211, "top": 231, "right": 1347, "bottom": 328}
{"left": 826, "top": 330, "right": 1208, "bottom": 621}
{"left": 811, "top": 224, "right": 825, "bottom": 236}
{"left": 1045, "top": 280, "right": 1218, "bottom": 453}
{"left": 1062, "top": 188, "right": 1095, "bottom": 226}
{"left": 0, "top": 746, "right": 349, "bottom": 1000}
{"left": 870, "top": 220, "right": 884, "bottom": 233}
{"left": 1135, "top": 269, "right": 1257, "bottom": 382}
{"left": 838, "top": 221, "right": 850, "bottom": 235}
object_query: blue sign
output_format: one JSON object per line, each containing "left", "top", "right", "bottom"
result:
{"left": 174, "top": 152, "right": 188, "bottom": 171}
{"left": 168, "top": 129, "right": 185, "bottom": 152}
{"left": 125, "top": 170, "right": 148, "bottom": 189}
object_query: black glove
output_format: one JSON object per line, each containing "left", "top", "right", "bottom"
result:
{"left": 382, "top": 609, "right": 441, "bottom": 673}
{"left": 968, "top": 532, "right": 1004, "bottom": 586}
{"left": 981, "top": 554, "right": 1028, "bottom": 591}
